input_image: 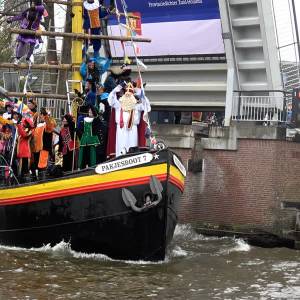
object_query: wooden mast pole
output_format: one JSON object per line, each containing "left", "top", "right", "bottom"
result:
{"left": 71, "top": 0, "right": 83, "bottom": 92}
{"left": 9, "top": 28, "right": 151, "bottom": 43}
{"left": 0, "top": 63, "right": 74, "bottom": 70}
{"left": 7, "top": 92, "right": 69, "bottom": 100}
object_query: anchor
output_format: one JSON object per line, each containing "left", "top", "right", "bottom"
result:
{"left": 122, "top": 176, "right": 163, "bottom": 212}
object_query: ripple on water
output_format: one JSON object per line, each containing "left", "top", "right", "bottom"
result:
{"left": 0, "top": 224, "right": 299, "bottom": 300}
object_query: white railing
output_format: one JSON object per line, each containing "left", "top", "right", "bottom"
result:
{"left": 231, "top": 95, "right": 286, "bottom": 123}
{"left": 36, "top": 98, "right": 68, "bottom": 121}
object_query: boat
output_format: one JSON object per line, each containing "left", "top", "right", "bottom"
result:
{"left": 0, "top": 148, "right": 185, "bottom": 261}
{"left": 0, "top": 0, "right": 186, "bottom": 261}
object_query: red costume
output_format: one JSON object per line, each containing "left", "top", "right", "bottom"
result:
{"left": 16, "top": 119, "right": 34, "bottom": 159}
{"left": 16, "top": 118, "right": 34, "bottom": 178}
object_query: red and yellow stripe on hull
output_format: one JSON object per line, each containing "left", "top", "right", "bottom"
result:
{"left": 0, "top": 164, "right": 185, "bottom": 206}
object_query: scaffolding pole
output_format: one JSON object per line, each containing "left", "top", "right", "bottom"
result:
{"left": 0, "top": 63, "right": 74, "bottom": 70}
{"left": 7, "top": 92, "right": 69, "bottom": 100}
{"left": 9, "top": 28, "right": 151, "bottom": 43}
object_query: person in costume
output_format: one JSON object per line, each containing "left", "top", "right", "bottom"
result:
{"left": 107, "top": 83, "right": 151, "bottom": 157}
{"left": 104, "top": 65, "right": 132, "bottom": 93}
{"left": 77, "top": 105, "right": 107, "bottom": 168}
{"left": 83, "top": 0, "right": 109, "bottom": 58}
{"left": 80, "top": 58, "right": 100, "bottom": 85}
{"left": 2, "top": 102, "right": 14, "bottom": 120}
{"left": 0, "top": 104, "right": 15, "bottom": 167}
{"left": 85, "top": 79, "right": 97, "bottom": 106}
{"left": 58, "top": 114, "right": 77, "bottom": 172}
{"left": 0, "top": 123, "right": 14, "bottom": 162}
{"left": 0, "top": 122, "right": 14, "bottom": 184}
{"left": 30, "top": 107, "right": 57, "bottom": 180}
{"left": 27, "top": 99, "right": 38, "bottom": 121}
{"left": 97, "top": 91, "right": 110, "bottom": 123}
{"left": 7, "top": 0, "right": 45, "bottom": 65}
{"left": 16, "top": 116, "right": 34, "bottom": 180}
{"left": 80, "top": 56, "right": 111, "bottom": 86}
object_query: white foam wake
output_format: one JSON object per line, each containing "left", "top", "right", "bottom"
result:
{"left": 0, "top": 241, "right": 167, "bottom": 265}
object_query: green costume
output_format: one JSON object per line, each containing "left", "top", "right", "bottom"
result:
{"left": 78, "top": 119, "right": 100, "bottom": 169}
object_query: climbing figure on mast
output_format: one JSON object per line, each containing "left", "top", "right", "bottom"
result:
{"left": 83, "top": 0, "right": 111, "bottom": 58}
{"left": 6, "top": 0, "right": 46, "bottom": 65}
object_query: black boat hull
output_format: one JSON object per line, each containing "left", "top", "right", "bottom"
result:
{"left": 0, "top": 149, "right": 185, "bottom": 261}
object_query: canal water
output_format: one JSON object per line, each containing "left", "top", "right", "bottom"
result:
{"left": 0, "top": 224, "right": 299, "bottom": 299}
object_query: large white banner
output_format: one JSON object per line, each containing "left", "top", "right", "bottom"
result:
{"left": 108, "top": 0, "right": 224, "bottom": 57}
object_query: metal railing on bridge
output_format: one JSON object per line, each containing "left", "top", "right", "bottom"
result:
{"left": 231, "top": 91, "right": 288, "bottom": 123}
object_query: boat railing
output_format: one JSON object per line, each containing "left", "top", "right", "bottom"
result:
{"left": 35, "top": 98, "right": 68, "bottom": 121}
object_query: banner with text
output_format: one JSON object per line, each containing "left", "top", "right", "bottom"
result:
{"left": 108, "top": 0, "right": 224, "bottom": 57}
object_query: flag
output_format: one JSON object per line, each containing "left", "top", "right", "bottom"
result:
{"left": 17, "top": 101, "right": 24, "bottom": 115}
{"left": 136, "top": 58, "right": 147, "bottom": 69}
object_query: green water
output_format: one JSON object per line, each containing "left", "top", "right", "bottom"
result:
{"left": 0, "top": 225, "right": 299, "bottom": 299}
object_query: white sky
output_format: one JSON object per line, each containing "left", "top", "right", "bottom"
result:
{"left": 273, "top": 0, "right": 300, "bottom": 61}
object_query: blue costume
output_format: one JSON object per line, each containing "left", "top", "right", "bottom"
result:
{"left": 83, "top": 0, "right": 109, "bottom": 57}
{"left": 80, "top": 56, "right": 111, "bottom": 85}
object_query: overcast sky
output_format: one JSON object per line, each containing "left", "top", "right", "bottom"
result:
{"left": 272, "top": 0, "right": 300, "bottom": 60}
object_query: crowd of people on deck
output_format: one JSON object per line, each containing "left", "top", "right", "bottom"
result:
{"left": 0, "top": 64, "right": 151, "bottom": 184}
{"left": 0, "top": 0, "right": 152, "bottom": 184}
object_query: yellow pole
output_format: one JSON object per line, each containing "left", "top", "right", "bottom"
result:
{"left": 71, "top": 0, "right": 83, "bottom": 91}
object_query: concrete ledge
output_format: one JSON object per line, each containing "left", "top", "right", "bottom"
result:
{"left": 146, "top": 82, "right": 227, "bottom": 92}
{"left": 229, "top": 0, "right": 258, "bottom": 5}
{"left": 201, "top": 126, "right": 237, "bottom": 150}
{"left": 144, "top": 63, "right": 228, "bottom": 72}
{"left": 151, "top": 124, "right": 287, "bottom": 150}
{"left": 209, "top": 124, "right": 286, "bottom": 140}
{"left": 200, "top": 124, "right": 286, "bottom": 151}
{"left": 152, "top": 124, "right": 194, "bottom": 149}
{"left": 234, "top": 124, "right": 286, "bottom": 140}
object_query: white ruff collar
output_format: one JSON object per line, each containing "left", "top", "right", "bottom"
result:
{"left": 84, "top": 0, "right": 99, "bottom": 11}
{"left": 84, "top": 117, "right": 94, "bottom": 123}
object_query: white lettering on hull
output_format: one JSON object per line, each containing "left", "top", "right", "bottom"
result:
{"left": 95, "top": 153, "right": 154, "bottom": 174}
{"left": 173, "top": 155, "right": 186, "bottom": 177}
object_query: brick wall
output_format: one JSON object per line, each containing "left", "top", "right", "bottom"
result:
{"left": 172, "top": 139, "right": 300, "bottom": 232}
